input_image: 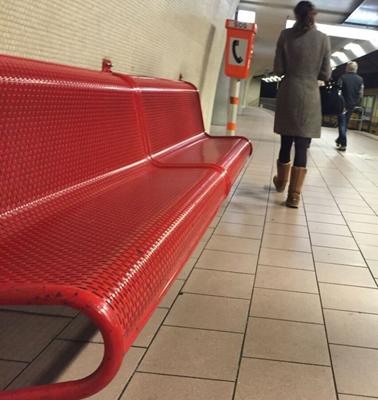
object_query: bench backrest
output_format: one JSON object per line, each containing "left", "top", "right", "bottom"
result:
{"left": 0, "top": 56, "right": 145, "bottom": 214}
{"left": 130, "top": 76, "right": 205, "bottom": 155}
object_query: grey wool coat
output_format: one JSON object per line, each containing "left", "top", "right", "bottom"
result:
{"left": 273, "top": 26, "right": 331, "bottom": 138}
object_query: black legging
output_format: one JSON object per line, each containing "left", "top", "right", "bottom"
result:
{"left": 279, "top": 135, "right": 311, "bottom": 168}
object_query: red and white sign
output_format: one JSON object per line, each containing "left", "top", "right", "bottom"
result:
{"left": 225, "top": 19, "right": 257, "bottom": 79}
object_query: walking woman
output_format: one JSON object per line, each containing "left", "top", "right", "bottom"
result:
{"left": 273, "top": 1, "right": 331, "bottom": 208}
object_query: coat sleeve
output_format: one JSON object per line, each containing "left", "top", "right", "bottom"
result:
{"left": 318, "top": 35, "right": 331, "bottom": 82}
{"left": 273, "top": 31, "right": 286, "bottom": 76}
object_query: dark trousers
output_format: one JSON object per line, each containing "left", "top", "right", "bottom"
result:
{"left": 279, "top": 135, "right": 311, "bottom": 168}
{"left": 337, "top": 108, "right": 353, "bottom": 147}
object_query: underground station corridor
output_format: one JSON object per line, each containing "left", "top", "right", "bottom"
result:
{"left": 1, "top": 1, "right": 378, "bottom": 400}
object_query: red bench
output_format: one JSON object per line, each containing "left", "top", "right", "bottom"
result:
{"left": 126, "top": 76, "right": 252, "bottom": 188}
{"left": 0, "top": 55, "right": 252, "bottom": 400}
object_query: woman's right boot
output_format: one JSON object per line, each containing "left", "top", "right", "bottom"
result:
{"left": 286, "top": 166, "right": 307, "bottom": 208}
{"left": 273, "top": 160, "right": 291, "bottom": 192}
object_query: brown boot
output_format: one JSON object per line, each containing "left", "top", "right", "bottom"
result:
{"left": 286, "top": 166, "right": 307, "bottom": 208}
{"left": 273, "top": 160, "right": 291, "bottom": 192}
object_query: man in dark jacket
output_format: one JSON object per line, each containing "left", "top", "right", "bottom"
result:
{"left": 336, "top": 61, "right": 364, "bottom": 151}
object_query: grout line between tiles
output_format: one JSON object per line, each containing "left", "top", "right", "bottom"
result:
{"left": 4, "top": 314, "right": 74, "bottom": 390}
{"left": 117, "top": 146, "right": 265, "bottom": 400}
{"left": 249, "top": 315, "right": 324, "bottom": 326}
{"left": 135, "top": 370, "right": 235, "bottom": 383}
{"left": 231, "top": 143, "right": 276, "bottom": 400}
{"left": 242, "top": 355, "right": 331, "bottom": 368}
{"left": 302, "top": 157, "right": 340, "bottom": 400}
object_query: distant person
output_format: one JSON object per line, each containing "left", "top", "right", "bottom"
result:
{"left": 335, "top": 61, "right": 364, "bottom": 151}
{"left": 273, "top": 1, "right": 331, "bottom": 208}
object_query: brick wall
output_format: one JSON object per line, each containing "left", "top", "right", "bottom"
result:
{"left": 0, "top": 0, "right": 238, "bottom": 128}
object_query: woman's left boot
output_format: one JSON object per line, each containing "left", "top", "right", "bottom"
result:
{"left": 286, "top": 166, "right": 307, "bottom": 208}
{"left": 273, "top": 160, "right": 291, "bottom": 192}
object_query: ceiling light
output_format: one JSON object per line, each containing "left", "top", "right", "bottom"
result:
{"left": 237, "top": 10, "right": 256, "bottom": 24}
{"left": 332, "top": 52, "right": 349, "bottom": 63}
{"left": 344, "top": 43, "right": 365, "bottom": 57}
{"left": 285, "top": 20, "right": 378, "bottom": 47}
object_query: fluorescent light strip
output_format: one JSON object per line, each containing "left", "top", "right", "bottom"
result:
{"left": 286, "top": 20, "right": 378, "bottom": 47}
{"left": 332, "top": 51, "right": 349, "bottom": 63}
{"left": 344, "top": 42, "right": 365, "bottom": 57}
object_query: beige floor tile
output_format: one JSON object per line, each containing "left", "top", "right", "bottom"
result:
{"left": 315, "top": 263, "right": 376, "bottom": 287}
{"left": 259, "top": 248, "right": 314, "bottom": 270}
{"left": 348, "top": 222, "right": 378, "bottom": 235}
{"left": 0, "top": 305, "right": 78, "bottom": 317}
{"left": 360, "top": 245, "right": 378, "bottom": 261}
{"left": 268, "top": 203, "right": 305, "bottom": 215}
{"left": 191, "top": 241, "right": 207, "bottom": 258}
{"left": 196, "top": 249, "right": 257, "bottom": 274}
{"left": 331, "top": 345, "right": 378, "bottom": 398}
{"left": 59, "top": 313, "right": 102, "bottom": 343}
{"left": 367, "top": 259, "right": 378, "bottom": 277}
{"left": 303, "top": 193, "right": 334, "bottom": 202}
{"left": 251, "top": 288, "right": 323, "bottom": 323}
{"left": 9, "top": 341, "right": 144, "bottom": 399}
{"left": 343, "top": 213, "right": 378, "bottom": 224}
{"left": 158, "top": 280, "right": 184, "bottom": 309}
{"left": 227, "top": 202, "right": 267, "bottom": 216}
{"left": 0, "top": 360, "right": 26, "bottom": 390}
{"left": 306, "top": 213, "right": 345, "bottom": 225}
{"left": 139, "top": 326, "right": 242, "bottom": 381}
{"left": 311, "top": 233, "right": 358, "bottom": 250}
{"left": 305, "top": 204, "right": 341, "bottom": 215}
{"left": 354, "top": 232, "right": 378, "bottom": 247}
{"left": 325, "top": 309, "right": 378, "bottom": 349}
{"left": 209, "top": 216, "right": 221, "bottom": 229}
{"left": 313, "top": 246, "right": 366, "bottom": 267}
{"left": 262, "top": 233, "right": 311, "bottom": 252}
{"left": 335, "top": 198, "right": 365, "bottom": 207}
{"left": 308, "top": 221, "right": 351, "bottom": 236}
{"left": 303, "top": 197, "right": 337, "bottom": 207}
{"left": 244, "top": 318, "right": 330, "bottom": 365}
{"left": 320, "top": 283, "right": 378, "bottom": 314}
{"left": 121, "top": 373, "right": 234, "bottom": 400}
{"left": 266, "top": 212, "right": 307, "bottom": 226}
{"left": 177, "top": 258, "right": 197, "bottom": 280}
{"left": 133, "top": 308, "right": 168, "bottom": 348}
{"left": 221, "top": 211, "right": 265, "bottom": 226}
{"left": 0, "top": 311, "right": 71, "bottom": 362}
{"left": 206, "top": 235, "right": 260, "bottom": 255}
{"left": 338, "top": 395, "right": 377, "bottom": 400}
{"left": 200, "top": 228, "right": 214, "bottom": 242}
{"left": 339, "top": 204, "right": 374, "bottom": 214}
{"left": 256, "top": 266, "right": 318, "bottom": 293}
{"left": 165, "top": 293, "right": 249, "bottom": 333}
{"left": 183, "top": 269, "right": 253, "bottom": 299}
{"left": 235, "top": 358, "right": 336, "bottom": 400}
{"left": 214, "top": 222, "right": 263, "bottom": 239}
{"left": 264, "top": 222, "right": 309, "bottom": 238}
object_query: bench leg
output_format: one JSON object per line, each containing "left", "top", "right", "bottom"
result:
{"left": 0, "top": 287, "right": 125, "bottom": 400}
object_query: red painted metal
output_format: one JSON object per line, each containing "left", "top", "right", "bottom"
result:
{"left": 0, "top": 54, "right": 251, "bottom": 399}
{"left": 128, "top": 75, "right": 253, "bottom": 187}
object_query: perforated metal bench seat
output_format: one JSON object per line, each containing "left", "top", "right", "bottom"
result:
{"left": 125, "top": 76, "right": 252, "bottom": 188}
{"left": 0, "top": 54, "right": 251, "bottom": 400}
{"left": 1, "top": 163, "right": 225, "bottom": 399}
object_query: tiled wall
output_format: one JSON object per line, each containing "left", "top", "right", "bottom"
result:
{"left": 0, "top": 0, "right": 238, "bottom": 128}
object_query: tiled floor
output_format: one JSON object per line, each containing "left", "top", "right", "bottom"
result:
{"left": 2, "top": 107, "right": 378, "bottom": 399}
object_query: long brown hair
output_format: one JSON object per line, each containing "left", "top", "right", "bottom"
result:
{"left": 293, "top": 1, "right": 317, "bottom": 35}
